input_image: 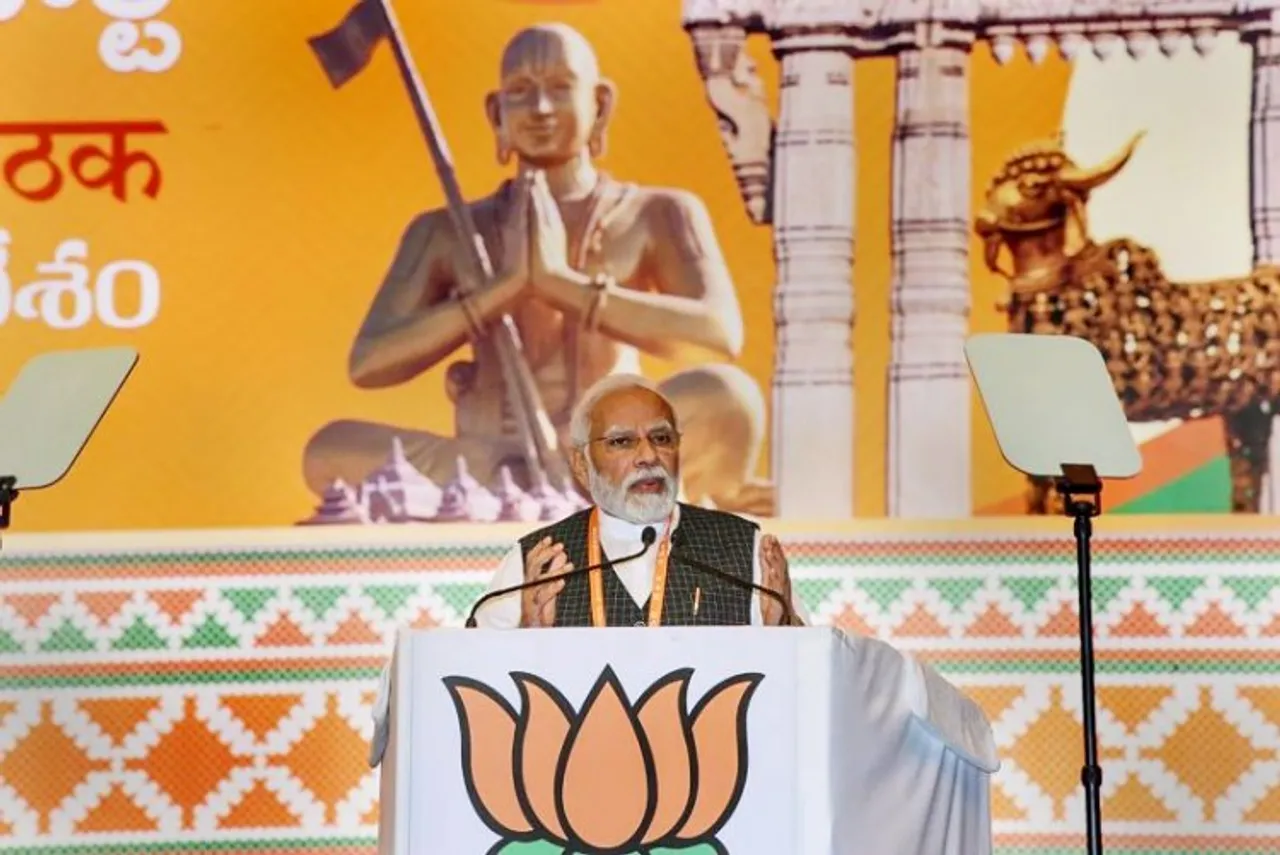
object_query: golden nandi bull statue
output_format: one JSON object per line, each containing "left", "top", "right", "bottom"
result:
{"left": 976, "top": 133, "right": 1280, "bottom": 514}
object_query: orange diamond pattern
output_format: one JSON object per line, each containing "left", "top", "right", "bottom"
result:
{"left": 128, "top": 697, "right": 253, "bottom": 828}
{"left": 1009, "top": 686, "right": 1083, "bottom": 821}
{"left": 284, "top": 695, "right": 372, "bottom": 823}
{"left": 1144, "top": 687, "right": 1274, "bottom": 821}
{"left": 0, "top": 702, "right": 108, "bottom": 833}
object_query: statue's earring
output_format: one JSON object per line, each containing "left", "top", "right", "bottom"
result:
{"left": 588, "top": 124, "right": 607, "bottom": 159}
{"left": 497, "top": 127, "right": 513, "bottom": 165}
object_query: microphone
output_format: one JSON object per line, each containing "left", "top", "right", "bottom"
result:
{"left": 466, "top": 526, "right": 658, "bottom": 627}
{"left": 671, "top": 539, "right": 799, "bottom": 627}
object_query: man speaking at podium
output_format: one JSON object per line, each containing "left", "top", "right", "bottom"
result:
{"left": 472, "top": 375, "right": 808, "bottom": 628}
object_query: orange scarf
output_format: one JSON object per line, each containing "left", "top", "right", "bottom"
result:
{"left": 585, "top": 506, "right": 674, "bottom": 627}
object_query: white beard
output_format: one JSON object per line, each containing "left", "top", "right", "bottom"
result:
{"left": 587, "top": 460, "right": 677, "bottom": 524}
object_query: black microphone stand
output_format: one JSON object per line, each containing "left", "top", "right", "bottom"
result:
{"left": 1055, "top": 463, "right": 1104, "bottom": 855}
{"left": 671, "top": 548, "right": 798, "bottom": 627}
{"left": 464, "top": 530, "right": 656, "bottom": 627}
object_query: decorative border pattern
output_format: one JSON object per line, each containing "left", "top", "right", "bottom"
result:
{"left": 2, "top": 521, "right": 1279, "bottom": 854}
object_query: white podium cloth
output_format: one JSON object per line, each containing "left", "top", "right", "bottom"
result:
{"left": 372, "top": 627, "right": 998, "bottom": 855}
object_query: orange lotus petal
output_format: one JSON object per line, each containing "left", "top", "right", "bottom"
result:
{"left": 636, "top": 670, "right": 696, "bottom": 845}
{"left": 675, "top": 673, "right": 762, "bottom": 841}
{"left": 557, "top": 667, "right": 654, "bottom": 851}
{"left": 442, "top": 678, "right": 533, "bottom": 836}
{"left": 512, "top": 674, "right": 573, "bottom": 842}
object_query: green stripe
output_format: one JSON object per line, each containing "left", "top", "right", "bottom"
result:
{"left": 1115, "top": 455, "right": 1231, "bottom": 514}
{"left": 796, "top": 547, "right": 1280, "bottom": 567}
{"left": 0, "top": 665, "right": 383, "bottom": 691}
{"left": 0, "top": 544, "right": 507, "bottom": 568}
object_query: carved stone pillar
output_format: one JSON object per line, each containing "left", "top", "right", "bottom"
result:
{"left": 770, "top": 33, "right": 858, "bottom": 518}
{"left": 885, "top": 25, "right": 974, "bottom": 518}
{"left": 687, "top": 24, "right": 776, "bottom": 225}
{"left": 1244, "top": 15, "right": 1280, "bottom": 513}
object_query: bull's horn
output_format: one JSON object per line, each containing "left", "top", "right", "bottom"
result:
{"left": 1059, "top": 131, "right": 1145, "bottom": 192}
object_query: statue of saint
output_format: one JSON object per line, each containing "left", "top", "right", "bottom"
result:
{"left": 303, "top": 23, "right": 771, "bottom": 515}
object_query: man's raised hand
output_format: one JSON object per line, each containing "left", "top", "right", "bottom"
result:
{"left": 521, "top": 536, "right": 572, "bottom": 627}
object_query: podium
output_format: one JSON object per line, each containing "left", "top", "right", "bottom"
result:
{"left": 372, "top": 626, "right": 999, "bottom": 855}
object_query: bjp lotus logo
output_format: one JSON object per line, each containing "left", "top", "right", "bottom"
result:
{"left": 443, "top": 666, "right": 762, "bottom": 855}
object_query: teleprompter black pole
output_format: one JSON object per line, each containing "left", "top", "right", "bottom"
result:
{"left": 0, "top": 475, "right": 16, "bottom": 530}
{"left": 1056, "top": 463, "right": 1104, "bottom": 855}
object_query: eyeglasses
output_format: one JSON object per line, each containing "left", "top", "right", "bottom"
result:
{"left": 588, "top": 428, "right": 680, "bottom": 454}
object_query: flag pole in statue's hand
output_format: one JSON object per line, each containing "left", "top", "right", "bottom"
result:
{"left": 307, "top": 0, "right": 568, "bottom": 488}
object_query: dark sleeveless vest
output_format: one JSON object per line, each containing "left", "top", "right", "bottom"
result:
{"left": 517, "top": 504, "right": 758, "bottom": 627}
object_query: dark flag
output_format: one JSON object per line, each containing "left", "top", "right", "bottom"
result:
{"left": 308, "top": 0, "right": 391, "bottom": 89}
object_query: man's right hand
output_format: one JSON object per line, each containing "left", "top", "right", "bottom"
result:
{"left": 521, "top": 536, "right": 572, "bottom": 627}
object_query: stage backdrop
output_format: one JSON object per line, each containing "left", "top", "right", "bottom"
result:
{"left": 0, "top": 0, "right": 1268, "bottom": 533}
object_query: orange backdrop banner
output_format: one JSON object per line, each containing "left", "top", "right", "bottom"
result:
{"left": 4, "top": 0, "right": 1246, "bottom": 532}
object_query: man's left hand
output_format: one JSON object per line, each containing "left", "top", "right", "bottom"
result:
{"left": 760, "top": 533, "right": 798, "bottom": 626}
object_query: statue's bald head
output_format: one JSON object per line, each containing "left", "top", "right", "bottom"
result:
{"left": 487, "top": 23, "right": 617, "bottom": 168}
{"left": 500, "top": 23, "right": 600, "bottom": 84}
